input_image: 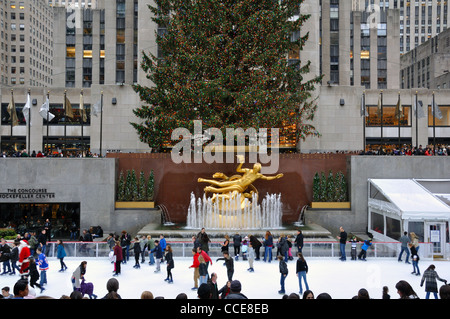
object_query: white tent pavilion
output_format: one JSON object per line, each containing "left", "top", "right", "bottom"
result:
{"left": 368, "top": 179, "right": 450, "bottom": 259}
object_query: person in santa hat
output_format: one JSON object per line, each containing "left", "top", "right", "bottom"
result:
{"left": 18, "top": 240, "right": 31, "bottom": 279}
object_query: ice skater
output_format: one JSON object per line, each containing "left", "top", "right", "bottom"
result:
{"left": 216, "top": 251, "right": 234, "bottom": 281}
{"left": 113, "top": 240, "right": 123, "bottom": 276}
{"left": 247, "top": 242, "right": 255, "bottom": 272}
{"left": 278, "top": 255, "right": 288, "bottom": 295}
{"left": 350, "top": 236, "right": 357, "bottom": 260}
{"left": 36, "top": 247, "right": 48, "bottom": 287}
{"left": 358, "top": 238, "right": 372, "bottom": 261}
{"left": 164, "top": 244, "right": 174, "bottom": 283}
{"left": 409, "top": 243, "right": 420, "bottom": 276}
{"left": 150, "top": 240, "right": 163, "bottom": 272}
{"left": 56, "top": 240, "right": 68, "bottom": 272}
{"left": 132, "top": 237, "right": 142, "bottom": 269}
{"left": 296, "top": 252, "right": 309, "bottom": 295}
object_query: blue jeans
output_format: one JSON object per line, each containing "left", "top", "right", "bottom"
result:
{"left": 264, "top": 246, "right": 272, "bottom": 262}
{"left": 40, "top": 270, "right": 47, "bottom": 286}
{"left": 425, "top": 292, "right": 438, "bottom": 299}
{"left": 398, "top": 246, "right": 410, "bottom": 262}
{"left": 280, "top": 274, "right": 287, "bottom": 293}
{"left": 2, "top": 260, "right": 11, "bottom": 273}
{"left": 340, "top": 243, "right": 346, "bottom": 260}
{"left": 297, "top": 271, "right": 309, "bottom": 294}
{"left": 412, "top": 260, "right": 420, "bottom": 274}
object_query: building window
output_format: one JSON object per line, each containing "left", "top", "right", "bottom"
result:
{"left": 366, "top": 106, "right": 412, "bottom": 127}
{"left": 428, "top": 106, "right": 450, "bottom": 126}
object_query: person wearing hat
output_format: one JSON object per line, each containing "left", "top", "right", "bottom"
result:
{"left": 224, "top": 280, "right": 247, "bottom": 299}
{"left": 18, "top": 240, "right": 31, "bottom": 279}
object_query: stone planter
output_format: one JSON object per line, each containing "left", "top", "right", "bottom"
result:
{"left": 310, "top": 202, "right": 351, "bottom": 209}
{"left": 115, "top": 201, "right": 155, "bottom": 209}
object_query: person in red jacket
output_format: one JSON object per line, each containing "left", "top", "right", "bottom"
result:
{"left": 189, "top": 248, "right": 200, "bottom": 290}
{"left": 113, "top": 241, "right": 123, "bottom": 277}
{"left": 18, "top": 240, "right": 31, "bottom": 279}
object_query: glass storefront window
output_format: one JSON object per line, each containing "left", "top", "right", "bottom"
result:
{"left": 366, "top": 106, "right": 411, "bottom": 126}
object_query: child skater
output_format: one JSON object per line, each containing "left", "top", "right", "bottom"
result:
{"left": 26, "top": 256, "right": 45, "bottom": 293}
{"left": 247, "top": 242, "right": 255, "bottom": 272}
{"left": 350, "top": 236, "right": 358, "bottom": 261}
{"left": 164, "top": 244, "right": 174, "bottom": 283}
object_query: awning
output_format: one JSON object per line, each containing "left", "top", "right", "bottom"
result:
{"left": 368, "top": 179, "right": 450, "bottom": 220}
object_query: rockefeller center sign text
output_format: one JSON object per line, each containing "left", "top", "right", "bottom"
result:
{"left": 0, "top": 188, "right": 56, "bottom": 200}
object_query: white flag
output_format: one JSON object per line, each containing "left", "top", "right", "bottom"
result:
{"left": 80, "top": 93, "right": 87, "bottom": 122}
{"left": 39, "top": 96, "right": 55, "bottom": 121}
{"left": 23, "top": 93, "right": 32, "bottom": 126}
{"left": 414, "top": 98, "right": 425, "bottom": 119}
{"left": 92, "top": 99, "right": 102, "bottom": 117}
{"left": 432, "top": 99, "right": 443, "bottom": 120}
{"left": 360, "top": 94, "right": 368, "bottom": 117}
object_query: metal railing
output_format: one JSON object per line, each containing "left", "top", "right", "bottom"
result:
{"left": 34, "top": 241, "right": 448, "bottom": 260}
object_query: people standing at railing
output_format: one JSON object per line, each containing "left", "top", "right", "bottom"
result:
{"left": 0, "top": 238, "right": 12, "bottom": 275}
{"left": 139, "top": 235, "right": 148, "bottom": 264}
{"left": 37, "top": 229, "right": 47, "bottom": 257}
{"left": 337, "top": 226, "right": 348, "bottom": 261}
{"left": 263, "top": 231, "right": 273, "bottom": 263}
{"left": 150, "top": 240, "right": 163, "bottom": 272}
{"left": 120, "top": 231, "right": 131, "bottom": 264}
{"left": 146, "top": 235, "right": 155, "bottom": 265}
{"left": 294, "top": 230, "right": 304, "bottom": 255}
{"left": 410, "top": 232, "right": 420, "bottom": 253}
{"left": 113, "top": 241, "right": 123, "bottom": 276}
{"left": 398, "top": 232, "right": 411, "bottom": 264}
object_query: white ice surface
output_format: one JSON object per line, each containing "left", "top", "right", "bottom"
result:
{"left": 2, "top": 256, "right": 449, "bottom": 299}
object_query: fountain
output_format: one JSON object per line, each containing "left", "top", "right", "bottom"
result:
{"left": 186, "top": 155, "right": 284, "bottom": 230}
{"left": 186, "top": 192, "right": 283, "bottom": 230}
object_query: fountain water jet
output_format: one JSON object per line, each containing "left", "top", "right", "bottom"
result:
{"left": 186, "top": 192, "right": 283, "bottom": 230}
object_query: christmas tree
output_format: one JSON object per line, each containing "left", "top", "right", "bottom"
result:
{"left": 138, "top": 170, "right": 147, "bottom": 201}
{"left": 132, "top": 0, "right": 323, "bottom": 150}
{"left": 312, "top": 172, "right": 320, "bottom": 202}
{"left": 147, "top": 170, "right": 155, "bottom": 201}
{"left": 117, "top": 171, "right": 125, "bottom": 201}
{"left": 326, "top": 170, "right": 334, "bottom": 202}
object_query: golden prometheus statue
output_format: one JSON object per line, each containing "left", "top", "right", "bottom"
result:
{"left": 198, "top": 155, "right": 283, "bottom": 209}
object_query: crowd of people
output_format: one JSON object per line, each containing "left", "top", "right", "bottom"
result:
{"left": 359, "top": 144, "right": 450, "bottom": 156}
{"left": 1, "top": 226, "right": 449, "bottom": 300}
{"left": 1, "top": 150, "right": 102, "bottom": 158}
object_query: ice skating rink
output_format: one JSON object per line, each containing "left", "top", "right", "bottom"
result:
{"left": 2, "top": 256, "right": 449, "bottom": 299}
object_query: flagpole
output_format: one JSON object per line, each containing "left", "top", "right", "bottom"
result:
{"left": 27, "top": 88, "right": 31, "bottom": 155}
{"left": 433, "top": 91, "right": 436, "bottom": 154}
{"left": 64, "top": 90, "right": 67, "bottom": 156}
{"left": 100, "top": 91, "right": 103, "bottom": 157}
{"left": 415, "top": 91, "right": 418, "bottom": 149}
{"left": 46, "top": 91, "right": 50, "bottom": 155}
{"left": 380, "top": 90, "right": 383, "bottom": 148}
{"left": 80, "top": 89, "right": 84, "bottom": 157}
{"left": 363, "top": 91, "right": 366, "bottom": 152}
{"left": 10, "top": 89, "right": 13, "bottom": 140}
{"left": 397, "top": 91, "right": 401, "bottom": 150}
